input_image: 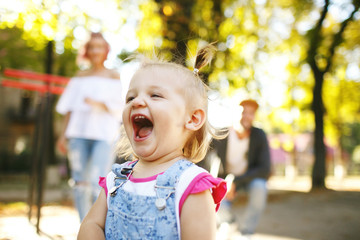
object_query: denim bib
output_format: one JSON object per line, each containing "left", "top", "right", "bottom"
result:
{"left": 104, "top": 159, "right": 194, "bottom": 240}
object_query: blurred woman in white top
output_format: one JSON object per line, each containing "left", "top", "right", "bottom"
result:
{"left": 56, "top": 32, "right": 124, "bottom": 222}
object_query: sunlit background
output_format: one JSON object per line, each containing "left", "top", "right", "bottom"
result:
{"left": 0, "top": 0, "right": 360, "bottom": 239}
{"left": 1, "top": 0, "right": 360, "bottom": 183}
{"left": 1, "top": 0, "right": 360, "bottom": 184}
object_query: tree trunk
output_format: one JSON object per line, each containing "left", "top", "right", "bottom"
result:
{"left": 306, "top": 0, "right": 329, "bottom": 190}
{"left": 311, "top": 69, "right": 326, "bottom": 188}
{"left": 45, "top": 40, "right": 56, "bottom": 165}
{"left": 307, "top": 0, "right": 359, "bottom": 189}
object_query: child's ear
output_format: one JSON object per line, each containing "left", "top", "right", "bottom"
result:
{"left": 185, "top": 109, "right": 206, "bottom": 131}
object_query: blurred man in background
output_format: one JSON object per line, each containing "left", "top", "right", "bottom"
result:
{"left": 212, "top": 99, "right": 271, "bottom": 239}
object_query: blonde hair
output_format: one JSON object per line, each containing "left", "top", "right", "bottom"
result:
{"left": 117, "top": 43, "right": 226, "bottom": 163}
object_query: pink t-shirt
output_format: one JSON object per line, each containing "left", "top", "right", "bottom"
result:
{"left": 99, "top": 164, "right": 227, "bottom": 214}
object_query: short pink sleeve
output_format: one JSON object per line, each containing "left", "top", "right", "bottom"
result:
{"left": 179, "top": 172, "right": 227, "bottom": 213}
{"left": 99, "top": 176, "right": 108, "bottom": 196}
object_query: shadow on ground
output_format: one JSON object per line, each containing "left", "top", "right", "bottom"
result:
{"left": 233, "top": 190, "right": 360, "bottom": 240}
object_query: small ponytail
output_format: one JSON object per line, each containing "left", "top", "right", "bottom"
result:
{"left": 193, "top": 42, "right": 217, "bottom": 75}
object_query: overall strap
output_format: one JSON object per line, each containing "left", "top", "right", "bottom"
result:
{"left": 154, "top": 159, "right": 194, "bottom": 238}
{"left": 155, "top": 159, "right": 194, "bottom": 194}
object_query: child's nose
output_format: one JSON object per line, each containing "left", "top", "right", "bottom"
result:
{"left": 132, "top": 96, "right": 146, "bottom": 107}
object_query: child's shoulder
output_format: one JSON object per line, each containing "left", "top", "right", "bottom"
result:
{"left": 163, "top": 159, "right": 209, "bottom": 183}
{"left": 178, "top": 161, "right": 208, "bottom": 179}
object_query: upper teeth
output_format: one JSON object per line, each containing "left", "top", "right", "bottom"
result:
{"left": 135, "top": 116, "right": 145, "bottom": 120}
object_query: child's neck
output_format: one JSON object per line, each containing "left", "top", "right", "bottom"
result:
{"left": 133, "top": 155, "right": 184, "bottom": 178}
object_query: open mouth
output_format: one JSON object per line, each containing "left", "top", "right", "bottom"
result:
{"left": 132, "top": 114, "right": 153, "bottom": 140}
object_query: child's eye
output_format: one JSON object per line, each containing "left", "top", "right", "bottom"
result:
{"left": 151, "top": 93, "right": 162, "bottom": 98}
{"left": 126, "top": 96, "right": 135, "bottom": 103}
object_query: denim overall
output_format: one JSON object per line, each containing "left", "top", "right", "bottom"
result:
{"left": 104, "top": 159, "right": 194, "bottom": 240}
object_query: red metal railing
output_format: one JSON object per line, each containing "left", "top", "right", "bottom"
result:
{"left": 1, "top": 68, "right": 70, "bottom": 94}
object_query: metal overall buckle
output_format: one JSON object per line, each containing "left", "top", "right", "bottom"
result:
{"left": 109, "top": 167, "right": 134, "bottom": 197}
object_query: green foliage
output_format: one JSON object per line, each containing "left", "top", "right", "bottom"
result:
{"left": 1, "top": 0, "right": 360, "bottom": 176}
{"left": 0, "top": 27, "right": 77, "bottom": 76}
{"left": 0, "top": 28, "right": 45, "bottom": 72}
{"left": 55, "top": 48, "right": 78, "bottom": 77}
{"left": 137, "top": 0, "right": 360, "bottom": 141}
{"left": 341, "top": 123, "right": 360, "bottom": 158}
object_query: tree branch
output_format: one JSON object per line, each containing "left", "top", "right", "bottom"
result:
{"left": 307, "top": 0, "right": 330, "bottom": 66}
{"left": 324, "top": 4, "right": 360, "bottom": 73}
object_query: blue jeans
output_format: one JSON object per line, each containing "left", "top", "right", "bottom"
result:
{"left": 67, "top": 138, "right": 114, "bottom": 221}
{"left": 218, "top": 178, "right": 267, "bottom": 235}
{"left": 240, "top": 178, "right": 268, "bottom": 235}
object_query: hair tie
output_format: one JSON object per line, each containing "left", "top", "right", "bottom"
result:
{"left": 193, "top": 68, "right": 199, "bottom": 75}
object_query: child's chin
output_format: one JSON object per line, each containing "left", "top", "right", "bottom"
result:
{"left": 133, "top": 150, "right": 152, "bottom": 159}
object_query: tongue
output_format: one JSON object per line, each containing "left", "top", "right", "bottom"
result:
{"left": 138, "top": 126, "right": 152, "bottom": 138}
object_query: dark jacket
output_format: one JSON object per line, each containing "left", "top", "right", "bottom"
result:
{"left": 211, "top": 127, "right": 271, "bottom": 188}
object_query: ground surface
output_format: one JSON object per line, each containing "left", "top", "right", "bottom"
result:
{"left": 245, "top": 190, "right": 360, "bottom": 240}
{"left": 0, "top": 176, "right": 359, "bottom": 240}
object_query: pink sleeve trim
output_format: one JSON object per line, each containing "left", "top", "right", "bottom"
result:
{"left": 179, "top": 172, "right": 227, "bottom": 214}
{"left": 99, "top": 176, "right": 108, "bottom": 196}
